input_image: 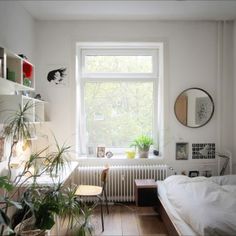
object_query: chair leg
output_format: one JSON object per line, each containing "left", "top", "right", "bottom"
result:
{"left": 99, "top": 196, "right": 104, "bottom": 232}
{"left": 104, "top": 189, "right": 109, "bottom": 214}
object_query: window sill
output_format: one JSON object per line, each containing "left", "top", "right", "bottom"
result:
{"left": 79, "top": 154, "right": 161, "bottom": 159}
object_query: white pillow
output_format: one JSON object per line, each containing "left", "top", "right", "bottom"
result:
{"left": 210, "top": 175, "right": 236, "bottom": 185}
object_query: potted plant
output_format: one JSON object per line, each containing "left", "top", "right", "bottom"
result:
{"left": 131, "top": 135, "right": 154, "bottom": 158}
{"left": 0, "top": 102, "right": 93, "bottom": 236}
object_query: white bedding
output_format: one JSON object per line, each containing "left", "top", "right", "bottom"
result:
{"left": 164, "top": 175, "right": 236, "bottom": 236}
{"left": 158, "top": 181, "right": 197, "bottom": 236}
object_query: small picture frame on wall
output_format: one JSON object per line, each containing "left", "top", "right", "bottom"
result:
{"left": 176, "top": 142, "right": 189, "bottom": 160}
{"left": 46, "top": 64, "right": 69, "bottom": 87}
{"left": 189, "top": 170, "right": 199, "bottom": 178}
{"left": 97, "top": 146, "right": 106, "bottom": 158}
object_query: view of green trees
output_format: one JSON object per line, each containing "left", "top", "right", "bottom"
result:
{"left": 85, "top": 82, "right": 153, "bottom": 148}
{"left": 85, "top": 55, "right": 152, "bottom": 73}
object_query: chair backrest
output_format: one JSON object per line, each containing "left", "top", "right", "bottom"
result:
{"left": 101, "top": 167, "right": 109, "bottom": 190}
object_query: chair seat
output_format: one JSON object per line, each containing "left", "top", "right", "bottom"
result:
{"left": 75, "top": 185, "right": 103, "bottom": 196}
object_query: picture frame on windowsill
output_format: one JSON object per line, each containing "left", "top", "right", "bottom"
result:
{"left": 97, "top": 146, "right": 106, "bottom": 158}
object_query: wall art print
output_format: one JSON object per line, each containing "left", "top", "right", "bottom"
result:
{"left": 192, "top": 143, "right": 215, "bottom": 159}
{"left": 195, "top": 96, "right": 212, "bottom": 125}
{"left": 46, "top": 65, "right": 68, "bottom": 86}
{"left": 176, "top": 142, "right": 189, "bottom": 160}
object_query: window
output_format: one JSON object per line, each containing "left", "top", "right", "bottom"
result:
{"left": 77, "top": 43, "right": 161, "bottom": 155}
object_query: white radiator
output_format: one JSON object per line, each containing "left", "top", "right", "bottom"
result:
{"left": 76, "top": 165, "right": 168, "bottom": 202}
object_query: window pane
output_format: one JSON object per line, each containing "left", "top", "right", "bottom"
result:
{"left": 85, "top": 56, "right": 153, "bottom": 73}
{"left": 85, "top": 82, "right": 154, "bottom": 148}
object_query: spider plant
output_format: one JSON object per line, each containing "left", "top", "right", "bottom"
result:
{"left": 130, "top": 135, "right": 154, "bottom": 151}
{"left": 0, "top": 101, "right": 34, "bottom": 235}
{"left": 59, "top": 185, "right": 82, "bottom": 231}
{"left": 45, "top": 135, "right": 71, "bottom": 176}
{"left": 0, "top": 102, "right": 67, "bottom": 235}
{"left": 0, "top": 101, "right": 93, "bottom": 236}
{"left": 2, "top": 101, "right": 35, "bottom": 180}
{"left": 130, "top": 135, "right": 154, "bottom": 158}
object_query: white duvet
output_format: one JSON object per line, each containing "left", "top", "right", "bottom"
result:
{"left": 164, "top": 175, "right": 236, "bottom": 236}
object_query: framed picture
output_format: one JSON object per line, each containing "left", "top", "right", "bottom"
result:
{"left": 46, "top": 64, "right": 69, "bottom": 87}
{"left": 189, "top": 170, "right": 199, "bottom": 178}
{"left": 195, "top": 97, "right": 212, "bottom": 125}
{"left": 97, "top": 146, "right": 106, "bottom": 158}
{"left": 176, "top": 142, "right": 189, "bottom": 160}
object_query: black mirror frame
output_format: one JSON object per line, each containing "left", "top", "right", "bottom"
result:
{"left": 174, "top": 87, "right": 215, "bottom": 128}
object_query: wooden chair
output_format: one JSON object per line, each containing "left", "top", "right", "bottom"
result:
{"left": 75, "top": 167, "right": 109, "bottom": 232}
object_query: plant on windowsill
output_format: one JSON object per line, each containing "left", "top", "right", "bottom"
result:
{"left": 130, "top": 135, "right": 154, "bottom": 158}
{"left": 0, "top": 102, "right": 93, "bottom": 236}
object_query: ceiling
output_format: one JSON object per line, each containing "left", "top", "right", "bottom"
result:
{"left": 19, "top": 0, "right": 236, "bottom": 21}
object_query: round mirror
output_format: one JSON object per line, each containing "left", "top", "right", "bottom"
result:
{"left": 174, "top": 88, "right": 214, "bottom": 128}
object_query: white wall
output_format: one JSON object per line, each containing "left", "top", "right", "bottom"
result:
{"left": 34, "top": 20, "right": 234, "bottom": 174}
{"left": 0, "top": 2, "right": 35, "bottom": 62}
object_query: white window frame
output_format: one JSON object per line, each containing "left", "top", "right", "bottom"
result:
{"left": 81, "top": 49, "right": 158, "bottom": 80}
{"left": 76, "top": 42, "right": 162, "bottom": 156}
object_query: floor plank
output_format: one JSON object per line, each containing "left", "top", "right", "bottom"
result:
{"left": 93, "top": 205, "right": 122, "bottom": 236}
{"left": 51, "top": 203, "right": 168, "bottom": 236}
{"left": 120, "top": 204, "right": 139, "bottom": 235}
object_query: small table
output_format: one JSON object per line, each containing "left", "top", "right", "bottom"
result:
{"left": 134, "top": 179, "right": 158, "bottom": 207}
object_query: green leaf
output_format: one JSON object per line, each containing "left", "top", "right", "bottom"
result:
{"left": 0, "top": 176, "right": 13, "bottom": 191}
{"left": 7, "top": 200, "right": 22, "bottom": 209}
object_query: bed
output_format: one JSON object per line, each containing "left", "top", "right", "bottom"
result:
{"left": 157, "top": 175, "right": 236, "bottom": 236}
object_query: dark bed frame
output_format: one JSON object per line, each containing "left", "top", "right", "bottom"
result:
{"left": 157, "top": 197, "right": 180, "bottom": 236}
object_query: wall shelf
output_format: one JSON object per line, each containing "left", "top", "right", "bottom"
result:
{"left": 0, "top": 95, "right": 47, "bottom": 123}
{"left": 0, "top": 46, "right": 48, "bottom": 125}
{"left": 0, "top": 46, "right": 35, "bottom": 93}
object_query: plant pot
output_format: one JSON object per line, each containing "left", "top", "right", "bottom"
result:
{"left": 14, "top": 217, "right": 46, "bottom": 236}
{"left": 138, "top": 150, "right": 149, "bottom": 158}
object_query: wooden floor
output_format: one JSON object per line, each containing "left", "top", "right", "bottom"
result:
{"left": 54, "top": 203, "right": 168, "bottom": 236}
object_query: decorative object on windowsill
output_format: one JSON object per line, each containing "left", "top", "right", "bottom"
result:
{"left": 176, "top": 142, "right": 189, "bottom": 160}
{"left": 153, "top": 149, "right": 159, "bottom": 156}
{"left": 125, "top": 150, "right": 136, "bottom": 159}
{"left": 106, "top": 151, "right": 113, "bottom": 158}
{"left": 97, "top": 146, "right": 106, "bottom": 158}
{"left": 130, "top": 135, "right": 153, "bottom": 158}
{"left": 193, "top": 143, "right": 215, "bottom": 159}
{"left": 189, "top": 170, "right": 199, "bottom": 177}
